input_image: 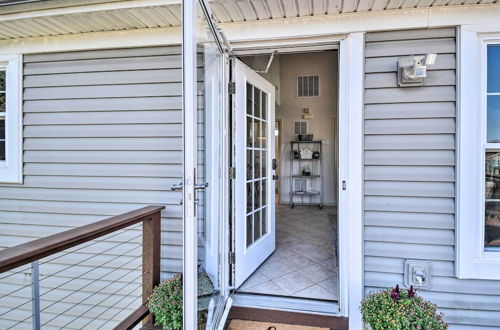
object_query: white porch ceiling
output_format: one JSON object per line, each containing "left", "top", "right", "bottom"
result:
{"left": 0, "top": 0, "right": 498, "bottom": 40}
{"left": 211, "top": 0, "right": 497, "bottom": 22}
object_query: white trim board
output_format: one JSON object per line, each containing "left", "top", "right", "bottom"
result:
{"left": 338, "top": 32, "right": 364, "bottom": 330}
{"left": 0, "top": 27, "right": 181, "bottom": 55}
{"left": 222, "top": 5, "right": 500, "bottom": 44}
{"left": 456, "top": 27, "right": 500, "bottom": 280}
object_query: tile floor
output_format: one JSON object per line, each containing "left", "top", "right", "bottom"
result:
{"left": 237, "top": 204, "right": 338, "bottom": 300}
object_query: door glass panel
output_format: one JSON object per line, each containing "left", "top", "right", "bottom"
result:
{"left": 254, "top": 150, "right": 261, "bottom": 179}
{"left": 262, "top": 207, "right": 268, "bottom": 235}
{"left": 254, "top": 180, "right": 261, "bottom": 209}
{"left": 247, "top": 149, "right": 253, "bottom": 180}
{"left": 245, "top": 86, "right": 272, "bottom": 248}
{"left": 253, "top": 120, "right": 261, "bottom": 148}
{"left": 262, "top": 121, "right": 267, "bottom": 148}
{"left": 262, "top": 179, "right": 267, "bottom": 207}
{"left": 254, "top": 86, "right": 261, "bottom": 119}
{"left": 253, "top": 210, "right": 261, "bottom": 241}
{"left": 247, "top": 82, "right": 253, "bottom": 115}
{"left": 246, "top": 116, "right": 253, "bottom": 147}
{"left": 246, "top": 214, "right": 253, "bottom": 247}
{"left": 262, "top": 92, "right": 267, "bottom": 120}
{"left": 246, "top": 182, "right": 253, "bottom": 213}
{"left": 195, "top": 3, "right": 229, "bottom": 328}
{"left": 262, "top": 151, "right": 267, "bottom": 179}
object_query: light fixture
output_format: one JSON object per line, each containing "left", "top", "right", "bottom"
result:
{"left": 397, "top": 53, "right": 437, "bottom": 87}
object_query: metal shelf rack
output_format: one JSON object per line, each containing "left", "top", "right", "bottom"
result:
{"left": 289, "top": 140, "right": 323, "bottom": 209}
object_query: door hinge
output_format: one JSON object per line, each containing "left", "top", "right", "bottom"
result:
{"left": 342, "top": 180, "right": 347, "bottom": 190}
{"left": 228, "top": 81, "right": 236, "bottom": 94}
{"left": 229, "top": 167, "right": 236, "bottom": 180}
{"left": 229, "top": 252, "right": 236, "bottom": 264}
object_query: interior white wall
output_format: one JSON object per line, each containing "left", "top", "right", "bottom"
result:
{"left": 275, "top": 51, "right": 339, "bottom": 205}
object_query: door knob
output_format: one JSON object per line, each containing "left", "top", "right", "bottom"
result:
{"left": 273, "top": 175, "right": 279, "bottom": 181}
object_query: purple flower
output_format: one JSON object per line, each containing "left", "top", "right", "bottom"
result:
{"left": 408, "top": 285, "right": 416, "bottom": 298}
{"left": 391, "top": 284, "right": 401, "bottom": 301}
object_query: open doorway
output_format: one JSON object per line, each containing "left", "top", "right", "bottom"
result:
{"left": 234, "top": 50, "right": 339, "bottom": 303}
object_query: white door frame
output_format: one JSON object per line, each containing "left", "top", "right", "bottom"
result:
{"left": 229, "top": 33, "right": 364, "bottom": 329}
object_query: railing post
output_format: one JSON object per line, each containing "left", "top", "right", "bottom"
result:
{"left": 142, "top": 211, "right": 161, "bottom": 324}
{"left": 31, "top": 261, "right": 40, "bottom": 330}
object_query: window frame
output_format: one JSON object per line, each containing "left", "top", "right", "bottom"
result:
{"left": 457, "top": 29, "right": 500, "bottom": 279}
{"left": 0, "top": 54, "right": 22, "bottom": 184}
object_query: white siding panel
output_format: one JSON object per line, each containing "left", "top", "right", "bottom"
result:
{"left": 365, "top": 180, "right": 455, "bottom": 197}
{"left": 0, "top": 47, "right": 187, "bottom": 317}
{"left": 23, "top": 55, "right": 183, "bottom": 74}
{"left": 24, "top": 97, "right": 182, "bottom": 112}
{"left": 24, "top": 124, "right": 182, "bottom": 138}
{"left": 365, "top": 118, "right": 455, "bottom": 134}
{"left": 364, "top": 242, "right": 455, "bottom": 260}
{"left": 363, "top": 28, "right": 500, "bottom": 328}
{"left": 365, "top": 150, "right": 455, "bottom": 165}
{"left": 365, "top": 165, "right": 455, "bottom": 182}
{"left": 365, "top": 70, "right": 455, "bottom": 88}
{"left": 365, "top": 196, "right": 455, "bottom": 213}
{"left": 365, "top": 102, "right": 456, "bottom": 119}
{"left": 24, "top": 110, "right": 182, "bottom": 125}
{"left": 365, "top": 134, "right": 455, "bottom": 150}
{"left": 24, "top": 163, "right": 181, "bottom": 178}
{"left": 365, "top": 38, "right": 455, "bottom": 57}
{"left": 365, "top": 211, "right": 455, "bottom": 229}
{"left": 365, "top": 86, "right": 456, "bottom": 104}
{"left": 365, "top": 226, "right": 454, "bottom": 245}
{"left": 24, "top": 137, "right": 183, "bottom": 151}
{"left": 365, "top": 54, "right": 456, "bottom": 73}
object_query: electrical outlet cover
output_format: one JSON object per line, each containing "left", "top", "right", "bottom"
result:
{"left": 404, "top": 260, "right": 431, "bottom": 289}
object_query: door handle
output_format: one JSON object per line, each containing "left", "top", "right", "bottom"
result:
{"left": 170, "top": 182, "right": 209, "bottom": 191}
{"left": 272, "top": 159, "right": 278, "bottom": 170}
{"left": 273, "top": 175, "right": 279, "bottom": 181}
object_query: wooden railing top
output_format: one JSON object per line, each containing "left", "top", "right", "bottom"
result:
{"left": 0, "top": 205, "right": 165, "bottom": 273}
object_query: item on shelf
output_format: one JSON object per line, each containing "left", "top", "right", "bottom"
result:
{"left": 313, "top": 151, "right": 320, "bottom": 159}
{"left": 298, "top": 134, "right": 313, "bottom": 141}
{"left": 300, "top": 148, "right": 313, "bottom": 159}
{"left": 293, "top": 150, "right": 300, "bottom": 159}
{"left": 302, "top": 165, "right": 311, "bottom": 176}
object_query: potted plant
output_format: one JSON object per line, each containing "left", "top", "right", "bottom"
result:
{"left": 147, "top": 273, "right": 183, "bottom": 330}
{"left": 147, "top": 272, "right": 211, "bottom": 330}
{"left": 360, "top": 285, "right": 448, "bottom": 330}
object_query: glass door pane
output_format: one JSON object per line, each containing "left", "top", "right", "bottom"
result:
{"left": 245, "top": 83, "right": 271, "bottom": 247}
{"left": 195, "top": 1, "right": 229, "bottom": 329}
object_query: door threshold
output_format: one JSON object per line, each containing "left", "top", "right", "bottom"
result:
{"left": 231, "top": 292, "right": 340, "bottom": 316}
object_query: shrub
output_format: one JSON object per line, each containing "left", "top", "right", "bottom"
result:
{"left": 360, "top": 285, "right": 448, "bottom": 330}
{"left": 147, "top": 273, "right": 183, "bottom": 330}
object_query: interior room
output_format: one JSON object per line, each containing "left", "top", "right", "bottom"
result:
{"left": 237, "top": 50, "right": 339, "bottom": 301}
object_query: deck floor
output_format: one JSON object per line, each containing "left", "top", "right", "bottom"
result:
{"left": 237, "top": 204, "right": 338, "bottom": 300}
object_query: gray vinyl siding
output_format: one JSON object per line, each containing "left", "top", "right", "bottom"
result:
{"left": 0, "top": 46, "right": 186, "bottom": 276}
{"left": 364, "top": 28, "right": 500, "bottom": 328}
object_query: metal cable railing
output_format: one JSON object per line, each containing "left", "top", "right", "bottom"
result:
{"left": 0, "top": 205, "right": 163, "bottom": 330}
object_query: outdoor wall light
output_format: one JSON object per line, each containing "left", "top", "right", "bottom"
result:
{"left": 397, "top": 53, "right": 437, "bottom": 87}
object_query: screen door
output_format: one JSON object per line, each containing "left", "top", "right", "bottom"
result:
{"left": 233, "top": 59, "right": 276, "bottom": 288}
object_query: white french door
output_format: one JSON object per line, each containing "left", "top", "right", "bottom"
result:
{"left": 233, "top": 59, "right": 276, "bottom": 288}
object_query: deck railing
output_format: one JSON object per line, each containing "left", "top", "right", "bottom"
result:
{"left": 0, "top": 205, "right": 164, "bottom": 330}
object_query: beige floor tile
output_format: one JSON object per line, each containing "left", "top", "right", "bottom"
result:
{"left": 297, "top": 263, "right": 334, "bottom": 283}
{"left": 294, "top": 284, "right": 337, "bottom": 300}
{"left": 272, "top": 271, "right": 315, "bottom": 295}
